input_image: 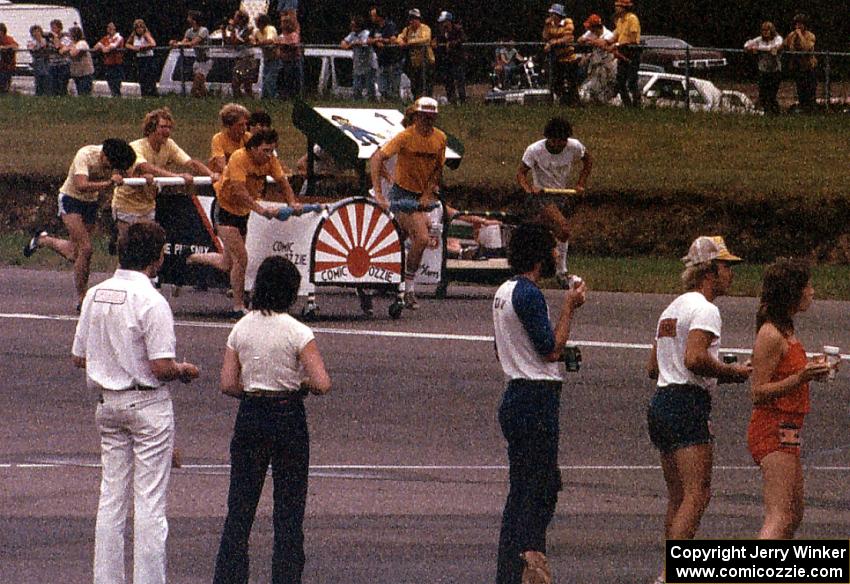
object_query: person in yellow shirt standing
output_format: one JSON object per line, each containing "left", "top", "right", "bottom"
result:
{"left": 210, "top": 103, "right": 251, "bottom": 174}
{"left": 784, "top": 13, "right": 817, "bottom": 113}
{"left": 396, "top": 8, "right": 434, "bottom": 98}
{"left": 112, "top": 107, "right": 218, "bottom": 241}
{"left": 370, "top": 96, "right": 446, "bottom": 310}
{"left": 542, "top": 3, "right": 579, "bottom": 106}
{"left": 607, "top": 0, "right": 641, "bottom": 107}
{"left": 188, "top": 128, "right": 300, "bottom": 318}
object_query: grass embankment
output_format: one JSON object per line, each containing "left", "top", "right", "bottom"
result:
{"left": 2, "top": 96, "right": 850, "bottom": 298}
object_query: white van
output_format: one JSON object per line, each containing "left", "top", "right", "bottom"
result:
{"left": 0, "top": 0, "right": 84, "bottom": 71}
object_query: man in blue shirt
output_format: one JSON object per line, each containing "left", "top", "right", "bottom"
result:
{"left": 493, "top": 222, "right": 587, "bottom": 584}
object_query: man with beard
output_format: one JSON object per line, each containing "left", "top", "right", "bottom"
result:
{"left": 493, "top": 222, "right": 587, "bottom": 584}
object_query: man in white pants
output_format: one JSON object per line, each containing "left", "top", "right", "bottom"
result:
{"left": 72, "top": 222, "right": 199, "bottom": 584}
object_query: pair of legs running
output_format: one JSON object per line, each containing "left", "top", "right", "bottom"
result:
{"left": 187, "top": 223, "right": 249, "bottom": 316}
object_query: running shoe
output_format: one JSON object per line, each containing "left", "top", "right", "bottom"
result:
{"left": 23, "top": 230, "right": 46, "bottom": 258}
{"left": 403, "top": 291, "right": 418, "bottom": 310}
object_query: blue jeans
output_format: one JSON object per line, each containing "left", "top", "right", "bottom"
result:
{"left": 48, "top": 63, "right": 71, "bottom": 95}
{"left": 104, "top": 64, "right": 124, "bottom": 97}
{"left": 378, "top": 61, "right": 402, "bottom": 100}
{"left": 353, "top": 68, "right": 377, "bottom": 100}
{"left": 74, "top": 75, "right": 93, "bottom": 96}
{"left": 213, "top": 396, "right": 310, "bottom": 584}
{"left": 496, "top": 379, "right": 562, "bottom": 584}
{"left": 279, "top": 59, "right": 302, "bottom": 99}
{"left": 262, "top": 59, "right": 282, "bottom": 99}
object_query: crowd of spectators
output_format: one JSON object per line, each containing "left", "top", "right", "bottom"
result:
{"left": 0, "top": 3, "right": 831, "bottom": 113}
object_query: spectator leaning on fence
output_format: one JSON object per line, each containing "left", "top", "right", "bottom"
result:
{"left": 66, "top": 26, "right": 95, "bottom": 96}
{"left": 47, "top": 19, "right": 72, "bottom": 96}
{"left": 784, "top": 13, "right": 817, "bottom": 113}
{"left": 252, "top": 14, "right": 281, "bottom": 100}
{"left": 0, "top": 23, "right": 18, "bottom": 94}
{"left": 397, "top": 8, "right": 435, "bottom": 98}
{"left": 542, "top": 4, "right": 580, "bottom": 107}
{"left": 433, "top": 11, "right": 467, "bottom": 104}
{"left": 744, "top": 21, "right": 783, "bottom": 115}
{"left": 170, "top": 11, "right": 211, "bottom": 98}
{"left": 27, "top": 25, "right": 51, "bottom": 96}
{"left": 93, "top": 22, "right": 125, "bottom": 98}
{"left": 276, "top": 10, "right": 302, "bottom": 100}
{"left": 607, "top": 0, "right": 641, "bottom": 108}
{"left": 224, "top": 10, "right": 256, "bottom": 99}
{"left": 127, "top": 19, "right": 158, "bottom": 97}
{"left": 494, "top": 36, "right": 525, "bottom": 90}
{"left": 368, "top": 5, "right": 403, "bottom": 100}
{"left": 577, "top": 14, "right": 617, "bottom": 104}
{"left": 341, "top": 15, "right": 378, "bottom": 101}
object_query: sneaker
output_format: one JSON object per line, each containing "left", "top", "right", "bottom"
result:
{"left": 403, "top": 291, "right": 418, "bottom": 310}
{"left": 23, "top": 230, "right": 46, "bottom": 258}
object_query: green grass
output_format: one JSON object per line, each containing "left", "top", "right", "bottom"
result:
{"left": 3, "top": 96, "right": 850, "bottom": 199}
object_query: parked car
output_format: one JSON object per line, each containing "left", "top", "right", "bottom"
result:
{"left": 640, "top": 35, "right": 727, "bottom": 73}
{"left": 634, "top": 70, "right": 758, "bottom": 114}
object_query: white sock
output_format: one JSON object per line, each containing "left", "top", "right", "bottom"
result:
{"left": 557, "top": 240, "right": 569, "bottom": 274}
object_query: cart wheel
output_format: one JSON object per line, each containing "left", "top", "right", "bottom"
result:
{"left": 388, "top": 301, "right": 404, "bottom": 319}
{"left": 435, "top": 282, "right": 448, "bottom": 300}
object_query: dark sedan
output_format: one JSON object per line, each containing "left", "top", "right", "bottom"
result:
{"left": 640, "top": 35, "right": 727, "bottom": 72}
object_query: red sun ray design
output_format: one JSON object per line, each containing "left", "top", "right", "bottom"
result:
{"left": 313, "top": 201, "right": 403, "bottom": 280}
{"left": 362, "top": 204, "right": 384, "bottom": 249}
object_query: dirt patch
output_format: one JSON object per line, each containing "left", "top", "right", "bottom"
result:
{"left": 3, "top": 173, "right": 848, "bottom": 263}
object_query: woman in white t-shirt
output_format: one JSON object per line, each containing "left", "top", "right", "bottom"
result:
{"left": 127, "top": 19, "right": 158, "bottom": 96}
{"left": 65, "top": 26, "right": 94, "bottom": 95}
{"left": 213, "top": 255, "right": 331, "bottom": 584}
{"left": 645, "top": 236, "right": 751, "bottom": 584}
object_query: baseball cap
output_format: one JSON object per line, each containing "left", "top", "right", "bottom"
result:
{"left": 412, "top": 96, "right": 439, "bottom": 114}
{"left": 408, "top": 8, "right": 421, "bottom": 18}
{"left": 682, "top": 236, "right": 742, "bottom": 267}
{"left": 584, "top": 13, "right": 603, "bottom": 28}
{"left": 437, "top": 11, "right": 452, "bottom": 22}
{"left": 548, "top": 3, "right": 566, "bottom": 16}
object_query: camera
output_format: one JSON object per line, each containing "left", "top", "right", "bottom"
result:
{"left": 563, "top": 345, "right": 582, "bottom": 372}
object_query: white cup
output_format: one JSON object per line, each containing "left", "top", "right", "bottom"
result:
{"left": 823, "top": 345, "right": 841, "bottom": 381}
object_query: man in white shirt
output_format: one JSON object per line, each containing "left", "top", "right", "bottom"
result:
{"left": 645, "top": 235, "right": 750, "bottom": 584}
{"left": 517, "top": 117, "right": 592, "bottom": 287}
{"left": 493, "top": 223, "right": 587, "bottom": 584}
{"left": 72, "top": 222, "right": 199, "bottom": 584}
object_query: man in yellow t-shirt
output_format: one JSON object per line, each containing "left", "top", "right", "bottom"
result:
{"left": 22, "top": 139, "right": 137, "bottom": 310}
{"left": 188, "top": 128, "right": 299, "bottom": 318}
{"left": 607, "top": 0, "right": 641, "bottom": 107}
{"left": 210, "top": 102, "right": 251, "bottom": 174}
{"left": 396, "top": 8, "right": 434, "bottom": 98}
{"left": 112, "top": 107, "right": 218, "bottom": 239}
{"left": 370, "top": 96, "right": 446, "bottom": 310}
{"left": 542, "top": 3, "right": 579, "bottom": 106}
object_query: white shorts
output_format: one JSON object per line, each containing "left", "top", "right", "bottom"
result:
{"left": 112, "top": 207, "right": 156, "bottom": 224}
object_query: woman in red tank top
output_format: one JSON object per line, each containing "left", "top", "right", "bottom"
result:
{"left": 748, "top": 259, "right": 831, "bottom": 539}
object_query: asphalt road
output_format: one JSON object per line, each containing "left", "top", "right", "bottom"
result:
{"left": 1, "top": 267, "right": 849, "bottom": 583}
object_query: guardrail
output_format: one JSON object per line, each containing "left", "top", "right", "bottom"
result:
{"left": 5, "top": 41, "right": 850, "bottom": 112}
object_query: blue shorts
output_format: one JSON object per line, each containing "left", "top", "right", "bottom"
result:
{"left": 215, "top": 206, "right": 248, "bottom": 237}
{"left": 58, "top": 193, "right": 99, "bottom": 226}
{"left": 647, "top": 384, "right": 713, "bottom": 454}
{"left": 388, "top": 184, "right": 421, "bottom": 204}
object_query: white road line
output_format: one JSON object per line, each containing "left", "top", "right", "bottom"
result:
{"left": 1, "top": 462, "right": 848, "bottom": 471}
